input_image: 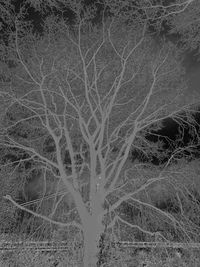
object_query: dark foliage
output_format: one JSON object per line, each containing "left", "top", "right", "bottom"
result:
{"left": 121, "top": 201, "right": 142, "bottom": 220}
{"left": 43, "top": 136, "right": 56, "bottom": 153}
{"left": 129, "top": 148, "right": 150, "bottom": 163}
{"left": 155, "top": 198, "right": 180, "bottom": 213}
{"left": 0, "top": 148, "right": 33, "bottom": 170}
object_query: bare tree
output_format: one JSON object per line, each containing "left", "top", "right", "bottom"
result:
{"left": 0, "top": 1, "right": 200, "bottom": 266}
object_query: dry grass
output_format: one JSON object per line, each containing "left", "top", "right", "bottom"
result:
{"left": 0, "top": 244, "right": 200, "bottom": 267}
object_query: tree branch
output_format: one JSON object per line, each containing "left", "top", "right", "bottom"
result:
{"left": 4, "top": 195, "right": 83, "bottom": 231}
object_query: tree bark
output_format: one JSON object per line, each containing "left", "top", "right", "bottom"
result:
{"left": 82, "top": 193, "right": 105, "bottom": 267}
{"left": 83, "top": 218, "right": 104, "bottom": 267}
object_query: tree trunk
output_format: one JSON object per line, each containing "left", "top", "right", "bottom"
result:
{"left": 82, "top": 193, "right": 105, "bottom": 267}
{"left": 83, "top": 218, "right": 104, "bottom": 267}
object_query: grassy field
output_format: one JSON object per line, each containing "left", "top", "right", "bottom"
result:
{"left": 1, "top": 243, "right": 200, "bottom": 267}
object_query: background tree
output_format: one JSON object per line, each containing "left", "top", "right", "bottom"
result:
{"left": 0, "top": 1, "right": 200, "bottom": 266}
{"left": 167, "top": 0, "right": 200, "bottom": 55}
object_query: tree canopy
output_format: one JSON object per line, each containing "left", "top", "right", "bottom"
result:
{"left": 1, "top": 1, "right": 200, "bottom": 266}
